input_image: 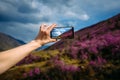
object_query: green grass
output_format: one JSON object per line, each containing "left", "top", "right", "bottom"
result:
{"left": 0, "top": 49, "right": 120, "bottom": 80}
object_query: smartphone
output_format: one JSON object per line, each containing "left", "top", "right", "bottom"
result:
{"left": 50, "top": 26, "right": 74, "bottom": 39}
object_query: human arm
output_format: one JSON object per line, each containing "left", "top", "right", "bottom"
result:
{"left": 0, "top": 24, "right": 57, "bottom": 74}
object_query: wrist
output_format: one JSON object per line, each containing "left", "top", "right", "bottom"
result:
{"left": 30, "top": 40, "right": 43, "bottom": 47}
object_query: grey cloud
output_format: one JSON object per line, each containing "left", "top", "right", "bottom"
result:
{"left": 0, "top": 0, "right": 120, "bottom": 24}
{"left": 0, "top": 0, "right": 90, "bottom": 24}
{"left": 0, "top": 0, "right": 41, "bottom": 23}
{"left": 38, "top": 0, "right": 72, "bottom": 7}
{"left": 0, "top": 22, "right": 40, "bottom": 42}
{"left": 3, "top": 0, "right": 38, "bottom": 13}
{"left": 0, "top": 0, "right": 120, "bottom": 42}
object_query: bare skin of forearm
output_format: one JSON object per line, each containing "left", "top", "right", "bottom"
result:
{"left": 0, "top": 40, "right": 41, "bottom": 74}
{"left": 0, "top": 24, "right": 57, "bottom": 74}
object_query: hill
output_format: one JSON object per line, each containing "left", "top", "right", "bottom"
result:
{"left": 0, "top": 32, "right": 25, "bottom": 51}
{"left": 47, "top": 13, "right": 120, "bottom": 50}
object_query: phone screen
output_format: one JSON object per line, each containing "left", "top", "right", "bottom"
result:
{"left": 50, "top": 27, "right": 74, "bottom": 39}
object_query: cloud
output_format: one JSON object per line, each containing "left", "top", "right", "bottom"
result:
{"left": 0, "top": 0, "right": 120, "bottom": 42}
{"left": 0, "top": 0, "right": 90, "bottom": 23}
{"left": 0, "top": 0, "right": 120, "bottom": 23}
{"left": 0, "top": 22, "right": 40, "bottom": 42}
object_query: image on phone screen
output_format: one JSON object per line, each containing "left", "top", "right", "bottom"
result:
{"left": 50, "top": 27, "right": 74, "bottom": 39}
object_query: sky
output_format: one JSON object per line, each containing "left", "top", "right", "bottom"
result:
{"left": 0, "top": 0, "right": 120, "bottom": 43}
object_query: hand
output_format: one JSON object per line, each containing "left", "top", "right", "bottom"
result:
{"left": 34, "top": 24, "right": 57, "bottom": 46}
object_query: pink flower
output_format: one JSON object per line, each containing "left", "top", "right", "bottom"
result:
{"left": 81, "top": 53, "right": 88, "bottom": 59}
{"left": 28, "top": 69, "right": 34, "bottom": 77}
{"left": 34, "top": 68, "right": 40, "bottom": 75}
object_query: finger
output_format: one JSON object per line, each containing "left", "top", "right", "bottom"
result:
{"left": 40, "top": 24, "right": 44, "bottom": 30}
{"left": 41, "top": 24, "right": 48, "bottom": 31}
{"left": 48, "top": 24, "right": 57, "bottom": 31}
{"left": 50, "top": 38, "right": 57, "bottom": 42}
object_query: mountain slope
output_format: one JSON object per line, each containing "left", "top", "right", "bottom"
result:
{"left": 0, "top": 32, "right": 25, "bottom": 51}
{"left": 47, "top": 13, "right": 120, "bottom": 50}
